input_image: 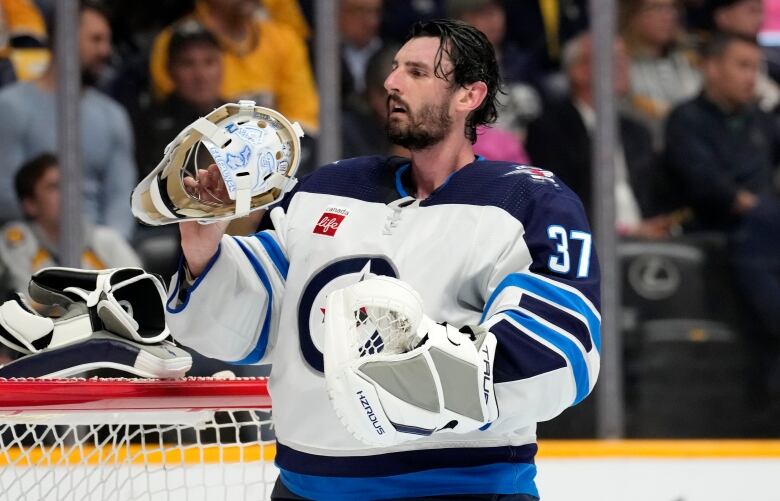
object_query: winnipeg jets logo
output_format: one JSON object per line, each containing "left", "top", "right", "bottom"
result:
{"left": 313, "top": 207, "right": 350, "bottom": 237}
{"left": 504, "top": 165, "right": 558, "bottom": 185}
{"left": 299, "top": 256, "right": 397, "bottom": 372}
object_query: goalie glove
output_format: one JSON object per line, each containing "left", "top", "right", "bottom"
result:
{"left": 0, "top": 267, "right": 189, "bottom": 379}
{"left": 12, "top": 267, "right": 170, "bottom": 349}
{"left": 323, "top": 276, "right": 498, "bottom": 447}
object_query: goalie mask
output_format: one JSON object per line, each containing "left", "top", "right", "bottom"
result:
{"left": 131, "top": 100, "right": 304, "bottom": 225}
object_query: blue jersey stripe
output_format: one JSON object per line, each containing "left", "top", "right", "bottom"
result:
{"left": 279, "top": 463, "right": 538, "bottom": 501}
{"left": 482, "top": 272, "right": 601, "bottom": 352}
{"left": 504, "top": 310, "right": 590, "bottom": 405}
{"left": 519, "top": 293, "right": 592, "bottom": 352}
{"left": 253, "top": 231, "right": 289, "bottom": 279}
{"left": 491, "top": 319, "right": 567, "bottom": 383}
{"left": 230, "top": 238, "right": 273, "bottom": 364}
{"left": 166, "top": 245, "right": 222, "bottom": 314}
{"left": 275, "top": 442, "right": 537, "bottom": 477}
{"left": 394, "top": 163, "right": 411, "bottom": 197}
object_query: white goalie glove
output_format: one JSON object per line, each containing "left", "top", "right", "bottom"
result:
{"left": 323, "top": 276, "right": 498, "bottom": 446}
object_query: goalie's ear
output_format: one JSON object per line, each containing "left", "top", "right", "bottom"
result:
{"left": 455, "top": 80, "right": 488, "bottom": 115}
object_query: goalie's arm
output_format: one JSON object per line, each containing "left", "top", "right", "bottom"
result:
{"left": 166, "top": 218, "right": 287, "bottom": 365}
{"left": 480, "top": 189, "right": 601, "bottom": 429}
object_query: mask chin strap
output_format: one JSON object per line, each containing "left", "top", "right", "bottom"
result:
{"left": 234, "top": 170, "right": 252, "bottom": 217}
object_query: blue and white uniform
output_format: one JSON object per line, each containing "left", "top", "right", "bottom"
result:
{"left": 166, "top": 156, "right": 601, "bottom": 500}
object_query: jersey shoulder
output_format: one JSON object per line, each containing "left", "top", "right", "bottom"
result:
{"left": 294, "top": 155, "right": 395, "bottom": 203}
{"left": 429, "top": 160, "right": 585, "bottom": 224}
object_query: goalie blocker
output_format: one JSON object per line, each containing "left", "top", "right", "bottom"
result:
{"left": 324, "top": 276, "right": 498, "bottom": 447}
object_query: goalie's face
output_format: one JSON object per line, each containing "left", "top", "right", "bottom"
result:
{"left": 383, "top": 37, "right": 457, "bottom": 151}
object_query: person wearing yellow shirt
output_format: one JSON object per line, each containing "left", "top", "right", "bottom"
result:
{"left": 0, "top": 0, "right": 48, "bottom": 85}
{"left": 150, "top": 0, "right": 319, "bottom": 132}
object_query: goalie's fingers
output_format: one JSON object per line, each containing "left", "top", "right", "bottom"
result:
{"left": 205, "top": 164, "right": 231, "bottom": 203}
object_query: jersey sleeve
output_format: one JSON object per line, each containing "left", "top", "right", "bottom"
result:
{"left": 165, "top": 228, "right": 288, "bottom": 365}
{"left": 480, "top": 188, "right": 601, "bottom": 427}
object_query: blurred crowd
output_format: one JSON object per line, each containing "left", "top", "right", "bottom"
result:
{"left": 0, "top": 0, "right": 778, "bottom": 431}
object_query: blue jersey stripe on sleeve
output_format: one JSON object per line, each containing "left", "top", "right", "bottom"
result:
{"left": 503, "top": 309, "right": 590, "bottom": 405}
{"left": 491, "top": 319, "right": 567, "bottom": 383}
{"left": 279, "top": 463, "right": 538, "bottom": 500}
{"left": 482, "top": 272, "right": 601, "bottom": 352}
{"left": 253, "top": 231, "right": 289, "bottom": 279}
{"left": 519, "top": 293, "right": 592, "bottom": 352}
{"left": 165, "top": 244, "right": 222, "bottom": 314}
{"left": 230, "top": 238, "right": 273, "bottom": 364}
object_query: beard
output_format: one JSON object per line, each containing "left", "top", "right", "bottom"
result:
{"left": 80, "top": 67, "right": 100, "bottom": 87}
{"left": 385, "top": 97, "right": 452, "bottom": 151}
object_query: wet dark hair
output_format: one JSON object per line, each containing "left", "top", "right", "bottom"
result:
{"left": 14, "top": 153, "right": 58, "bottom": 203}
{"left": 407, "top": 19, "right": 502, "bottom": 143}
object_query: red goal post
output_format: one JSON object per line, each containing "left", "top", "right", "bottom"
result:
{"left": 0, "top": 377, "right": 276, "bottom": 501}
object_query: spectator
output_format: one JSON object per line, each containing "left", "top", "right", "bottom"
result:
{"left": 341, "top": 45, "right": 396, "bottom": 158}
{"left": 378, "top": 0, "right": 444, "bottom": 44}
{"left": 135, "top": 21, "right": 225, "bottom": 180}
{"left": 526, "top": 33, "right": 678, "bottom": 238}
{"left": 473, "top": 125, "right": 530, "bottom": 164}
{"left": 0, "top": 0, "right": 47, "bottom": 86}
{"left": 262, "top": 0, "right": 311, "bottom": 40}
{"left": 339, "top": 0, "right": 383, "bottom": 99}
{"left": 447, "top": 0, "right": 536, "bottom": 85}
{"left": 150, "top": 0, "right": 319, "bottom": 132}
{"left": 0, "top": 1, "right": 137, "bottom": 238}
{"left": 620, "top": 0, "right": 702, "bottom": 147}
{"left": 666, "top": 32, "right": 779, "bottom": 228}
{"left": 501, "top": 0, "right": 590, "bottom": 93}
{"left": 664, "top": 32, "right": 780, "bottom": 391}
{"left": 705, "top": 0, "right": 780, "bottom": 111}
{"left": 0, "top": 153, "right": 141, "bottom": 300}
{"left": 447, "top": 0, "right": 535, "bottom": 161}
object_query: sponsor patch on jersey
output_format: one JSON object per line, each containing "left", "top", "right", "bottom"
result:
{"left": 504, "top": 165, "right": 559, "bottom": 185}
{"left": 313, "top": 207, "right": 350, "bottom": 237}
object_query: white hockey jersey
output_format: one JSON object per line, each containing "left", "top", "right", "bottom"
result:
{"left": 166, "top": 156, "right": 601, "bottom": 500}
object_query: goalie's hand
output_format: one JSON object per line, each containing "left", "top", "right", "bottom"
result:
{"left": 323, "top": 276, "right": 498, "bottom": 447}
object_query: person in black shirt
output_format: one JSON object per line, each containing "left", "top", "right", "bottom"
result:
{"left": 665, "top": 31, "right": 780, "bottom": 393}
{"left": 134, "top": 20, "right": 225, "bottom": 180}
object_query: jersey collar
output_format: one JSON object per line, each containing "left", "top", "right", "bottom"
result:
{"left": 394, "top": 155, "right": 485, "bottom": 199}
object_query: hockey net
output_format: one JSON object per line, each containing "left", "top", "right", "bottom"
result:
{"left": 0, "top": 377, "right": 276, "bottom": 501}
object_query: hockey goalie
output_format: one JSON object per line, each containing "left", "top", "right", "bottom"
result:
{"left": 140, "top": 20, "right": 602, "bottom": 501}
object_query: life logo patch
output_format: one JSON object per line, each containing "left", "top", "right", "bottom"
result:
{"left": 313, "top": 207, "right": 350, "bottom": 237}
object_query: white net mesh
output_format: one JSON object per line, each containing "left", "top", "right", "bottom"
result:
{"left": 351, "top": 303, "right": 417, "bottom": 359}
{"left": 0, "top": 378, "right": 277, "bottom": 501}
